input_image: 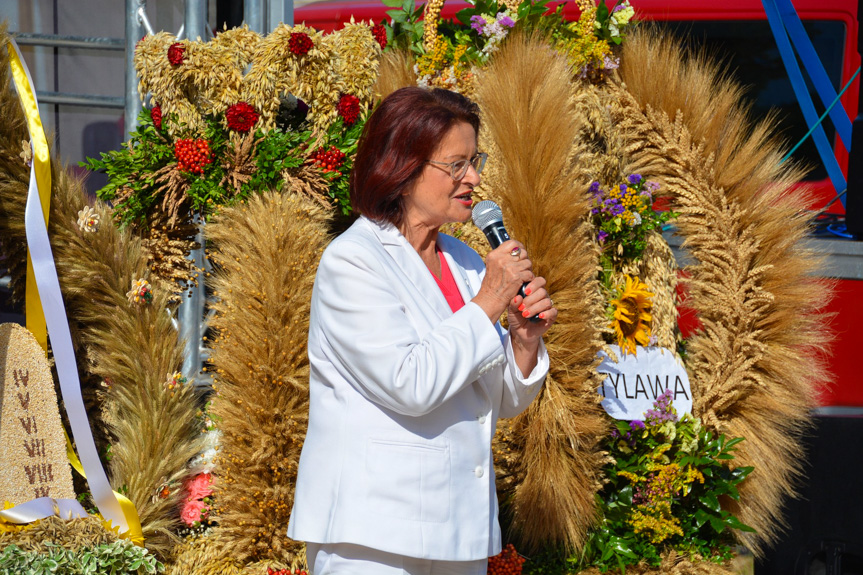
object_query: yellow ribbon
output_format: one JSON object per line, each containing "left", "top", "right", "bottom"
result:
{"left": 7, "top": 39, "right": 144, "bottom": 547}
{"left": 7, "top": 40, "right": 49, "bottom": 353}
{"left": 64, "top": 432, "right": 144, "bottom": 546}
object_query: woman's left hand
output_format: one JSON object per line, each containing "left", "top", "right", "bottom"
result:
{"left": 508, "top": 275, "right": 557, "bottom": 344}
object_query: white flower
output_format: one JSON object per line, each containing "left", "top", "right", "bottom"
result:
{"left": 613, "top": 6, "right": 635, "bottom": 26}
{"left": 630, "top": 212, "right": 642, "bottom": 226}
{"left": 20, "top": 140, "right": 32, "bottom": 167}
{"left": 77, "top": 205, "right": 101, "bottom": 233}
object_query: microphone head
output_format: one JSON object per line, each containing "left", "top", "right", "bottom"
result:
{"left": 472, "top": 200, "right": 503, "bottom": 231}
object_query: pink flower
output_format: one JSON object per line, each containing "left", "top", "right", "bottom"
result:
{"left": 185, "top": 472, "right": 214, "bottom": 501}
{"left": 181, "top": 499, "right": 208, "bottom": 526}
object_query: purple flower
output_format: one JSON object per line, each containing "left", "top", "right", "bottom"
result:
{"left": 597, "top": 230, "right": 609, "bottom": 243}
{"left": 603, "top": 55, "right": 620, "bottom": 70}
{"left": 645, "top": 389, "right": 679, "bottom": 426}
{"left": 610, "top": 428, "right": 619, "bottom": 439}
{"left": 611, "top": 203, "right": 625, "bottom": 216}
{"left": 589, "top": 181, "right": 601, "bottom": 194}
{"left": 620, "top": 183, "right": 627, "bottom": 193}
{"left": 645, "top": 181, "right": 660, "bottom": 194}
{"left": 470, "top": 15, "right": 487, "bottom": 33}
{"left": 591, "top": 207, "right": 600, "bottom": 215}
{"left": 628, "top": 174, "right": 642, "bottom": 185}
{"left": 498, "top": 14, "right": 515, "bottom": 28}
{"left": 630, "top": 419, "right": 645, "bottom": 430}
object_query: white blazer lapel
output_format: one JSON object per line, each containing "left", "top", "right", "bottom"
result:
{"left": 362, "top": 217, "right": 451, "bottom": 320}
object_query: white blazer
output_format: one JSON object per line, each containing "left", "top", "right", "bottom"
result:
{"left": 288, "top": 216, "right": 549, "bottom": 561}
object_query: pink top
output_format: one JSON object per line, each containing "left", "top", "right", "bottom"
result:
{"left": 431, "top": 248, "right": 465, "bottom": 313}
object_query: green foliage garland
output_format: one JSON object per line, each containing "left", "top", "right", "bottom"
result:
{"left": 82, "top": 108, "right": 365, "bottom": 227}
{"left": 0, "top": 541, "right": 164, "bottom": 575}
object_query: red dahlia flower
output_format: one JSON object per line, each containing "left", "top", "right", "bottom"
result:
{"left": 371, "top": 25, "right": 387, "bottom": 50}
{"left": 167, "top": 42, "right": 186, "bottom": 65}
{"left": 150, "top": 106, "right": 163, "bottom": 130}
{"left": 289, "top": 32, "right": 313, "bottom": 55}
{"left": 337, "top": 94, "right": 361, "bottom": 126}
{"left": 226, "top": 102, "right": 260, "bottom": 132}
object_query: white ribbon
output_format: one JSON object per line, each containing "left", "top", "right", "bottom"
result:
{"left": 11, "top": 39, "right": 129, "bottom": 534}
{"left": 0, "top": 498, "right": 88, "bottom": 524}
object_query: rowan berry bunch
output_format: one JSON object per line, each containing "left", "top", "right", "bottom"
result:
{"left": 487, "top": 543, "right": 525, "bottom": 575}
{"left": 309, "top": 145, "right": 346, "bottom": 176}
{"left": 266, "top": 568, "right": 308, "bottom": 575}
{"left": 174, "top": 138, "right": 212, "bottom": 175}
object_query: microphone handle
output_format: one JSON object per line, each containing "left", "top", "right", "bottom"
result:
{"left": 481, "top": 222, "right": 542, "bottom": 323}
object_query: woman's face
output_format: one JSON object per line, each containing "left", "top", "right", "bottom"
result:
{"left": 402, "top": 121, "right": 480, "bottom": 232}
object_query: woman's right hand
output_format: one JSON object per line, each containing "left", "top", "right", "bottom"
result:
{"left": 472, "top": 240, "right": 534, "bottom": 323}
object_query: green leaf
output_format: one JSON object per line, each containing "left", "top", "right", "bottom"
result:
{"left": 387, "top": 9, "right": 407, "bottom": 23}
{"left": 699, "top": 492, "right": 721, "bottom": 512}
{"left": 456, "top": 7, "right": 475, "bottom": 24}
{"left": 726, "top": 515, "right": 757, "bottom": 533}
{"left": 596, "top": 0, "right": 609, "bottom": 22}
{"left": 381, "top": 0, "right": 403, "bottom": 7}
{"left": 709, "top": 515, "right": 727, "bottom": 533}
{"left": 724, "top": 436, "right": 745, "bottom": 450}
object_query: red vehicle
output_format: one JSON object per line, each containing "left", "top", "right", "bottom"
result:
{"left": 296, "top": 0, "right": 862, "bottom": 406}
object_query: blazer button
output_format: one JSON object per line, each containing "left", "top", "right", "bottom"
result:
{"left": 475, "top": 466, "right": 484, "bottom": 478}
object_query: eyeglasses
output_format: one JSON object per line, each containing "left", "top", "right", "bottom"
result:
{"left": 427, "top": 152, "right": 488, "bottom": 180}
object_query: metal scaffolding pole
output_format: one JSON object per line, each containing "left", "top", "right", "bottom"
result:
{"left": 124, "top": 0, "right": 147, "bottom": 136}
{"left": 245, "top": 0, "right": 266, "bottom": 34}
{"left": 177, "top": 0, "right": 210, "bottom": 384}
{"left": 185, "top": 0, "right": 208, "bottom": 41}
{"left": 269, "top": 0, "right": 295, "bottom": 28}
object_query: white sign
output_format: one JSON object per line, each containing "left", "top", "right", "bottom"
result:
{"left": 597, "top": 345, "right": 692, "bottom": 420}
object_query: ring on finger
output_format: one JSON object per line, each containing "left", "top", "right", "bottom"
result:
{"left": 510, "top": 247, "right": 521, "bottom": 258}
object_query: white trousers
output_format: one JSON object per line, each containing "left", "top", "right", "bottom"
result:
{"left": 306, "top": 543, "right": 488, "bottom": 575}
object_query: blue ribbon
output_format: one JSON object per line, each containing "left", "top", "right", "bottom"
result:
{"left": 761, "top": 0, "right": 849, "bottom": 205}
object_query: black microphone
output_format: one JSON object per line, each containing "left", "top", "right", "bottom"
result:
{"left": 471, "top": 200, "right": 541, "bottom": 322}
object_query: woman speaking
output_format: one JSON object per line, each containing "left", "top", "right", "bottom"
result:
{"left": 288, "top": 87, "right": 557, "bottom": 574}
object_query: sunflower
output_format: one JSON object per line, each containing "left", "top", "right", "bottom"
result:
{"left": 610, "top": 275, "right": 654, "bottom": 355}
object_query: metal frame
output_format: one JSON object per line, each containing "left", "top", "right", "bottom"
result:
{"left": 8, "top": 0, "right": 295, "bottom": 386}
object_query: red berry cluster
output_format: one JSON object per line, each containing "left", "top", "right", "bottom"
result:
{"left": 371, "top": 24, "right": 387, "bottom": 50}
{"left": 266, "top": 568, "right": 308, "bottom": 575}
{"left": 337, "top": 94, "right": 361, "bottom": 126}
{"left": 174, "top": 139, "right": 212, "bottom": 174}
{"left": 289, "top": 32, "right": 314, "bottom": 55}
{"left": 150, "top": 105, "right": 163, "bottom": 130}
{"left": 487, "top": 544, "right": 525, "bottom": 575}
{"left": 310, "top": 146, "right": 346, "bottom": 176}
{"left": 167, "top": 42, "right": 186, "bottom": 65}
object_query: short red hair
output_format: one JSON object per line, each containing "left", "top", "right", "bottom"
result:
{"left": 350, "top": 87, "right": 481, "bottom": 227}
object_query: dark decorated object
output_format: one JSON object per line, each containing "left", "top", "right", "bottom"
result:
{"left": 756, "top": 415, "right": 863, "bottom": 575}
{"left": 275, "top": 95, "right": 309, "bottom": 132}
{"left": 843, "top": 0, "right": 863, "bottom": 237}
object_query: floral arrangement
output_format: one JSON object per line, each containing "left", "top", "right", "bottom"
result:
{"left": 574, "top": 391, "right": 753, "bottom": 571}
{"left": 551, "top": 0, "right": 636, "bottom": 80}
{"left": 591, "top": 175, "right": 673, "bottom": 270}
{"left": 385, "top": 0, "right": 637, "bottom": 93}
{"left": 83, "top": 106, "right": 364, "bottom": 229}
{"left": 180, "top": 472, "right": 215, "bottom": 529}
{"left": 590, "top": 174, "right": 675, "bottom": 355}
{"left": 126, "top": 278, "right": 154, "bottom": 305}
